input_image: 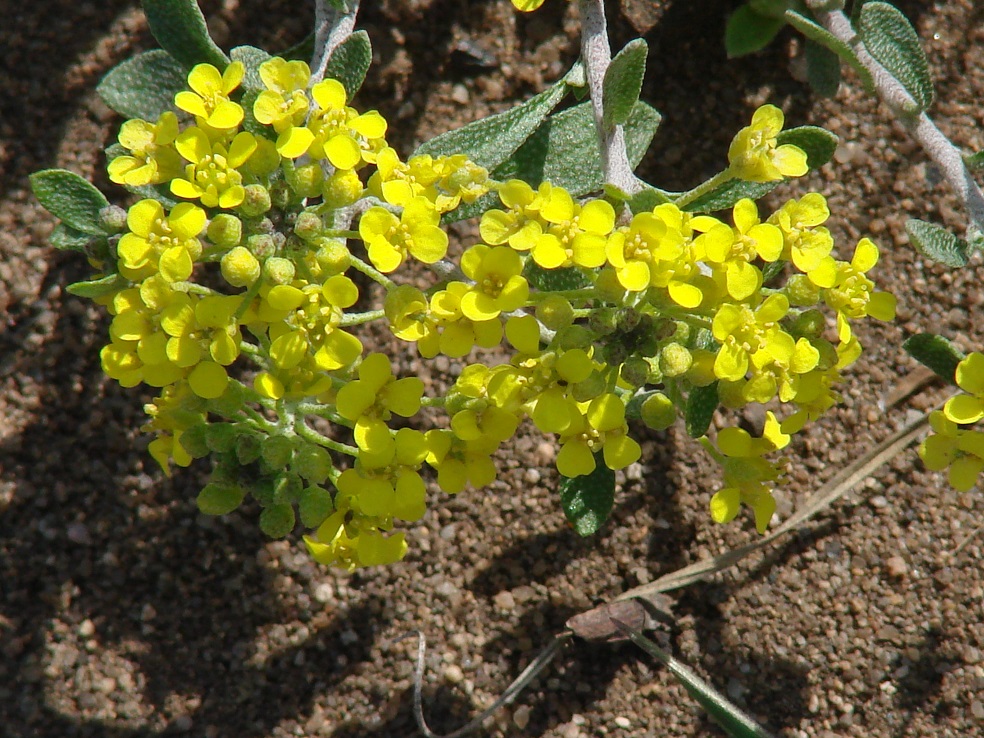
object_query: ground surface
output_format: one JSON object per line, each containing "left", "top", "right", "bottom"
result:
{"left": 2, "top": 1, "right": 984, "bottom": 736}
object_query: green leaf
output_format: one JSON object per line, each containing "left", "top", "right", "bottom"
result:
{"left": 784, "top": 9, "right": 875, "bottom": 94}
{"left": 603, "top": 38, "right": 648, "bottom": 128}
{"left": 441, "top": 98, "right": 660, "bottom": 224}
{"left": 523, "top": 262, "right": 592, "bottom": 292}
{"left": 259, "top": 503, "right": 296, "bottom": 539}
{"left": 559, "top": 453, "right": 616, "bottom": 536}
{"left": 292, "top": 444, "right": 332, "bottom": 485}
{"left": 143, "top": 0, "right": 228, "bottom": 70}
{"left": 197, "top": 482, "right": 246, "bottom": 516}
{"left": 804, "top": 38, "right": 842, "bottom": 98}
{"left": 96, "top": 49, "right": 186, "bottom": 120}
{"left": 299, "top": 485, "right": 334, "bottom": 529}
{"left": 30, "top": 169, "right": 110, "bottom": 235}
{"left": 324, "top": 30, "right": 372, "bottom": 101}
{"left": 903, "top": 333, "right": 964, "bottom": 385}
{"left": 685, "top": 382, "right": 719, "bottom": 438}
{"left": 906, "top": 218, "right": 969, "bottom": 267}
{"left": 67, "top": 274, "right": 128, "bottom": 299}
{"left": 725, "top": 5, "right": 785, "bottom": 58}
{"left": 231, "top": 45, "right": 273, "bottom": 93}
{"left": 497, "top": 100, "right": 660, "bottom": 196}
{"left": 615, "top": 620, "right": 776, "bottom": 738}
{"left": 964, "top": 150, "right": 984, "bottom": 171}
{"left": 415, "top": 68, "right": 574, "bottom": 169}
{"left": 49, "top": 224, "right": 96, "bottom": 253}
{"left": 859, "top": 1, "right": 934, "bottom": 111}
{"left": 776, "top": 125, "right": 838, "bottom": 169}
{"left": 682, "top": 179, "right": 777, "bottom": 214}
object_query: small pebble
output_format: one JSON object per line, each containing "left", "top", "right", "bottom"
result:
{"left": 66, "top": 522, "right": 91, "bottom": 545}
{"left": 614, "top": 716, "right": 631, "bottom": 729}
{"left": 440, "top": 524, "right": 456, "bottom": 540}
{"left": 444, "top": 664, "right": 464, "bottom": 684}
{"left": 971, "top": 700, "right": 984, "bottom": 719}
{"left": 885, "top": 556, "right": 907, "bottom": 578}
{"left": 513, "top": 705, "right": 531, "bottom": 729}
{"left": 493, "top": 591, "right": 515, "bottom": 611}
{"left": 450, "top": 84, "right": 470, "bottom": 104}
{"left": 78, "top": 619, "right": 96, "bottom": 638}
{"left": 870, "top": 495, "right": 889, "bottom": 509}
{"left": 313, "top": 583, "right": 334, "bottom": 603}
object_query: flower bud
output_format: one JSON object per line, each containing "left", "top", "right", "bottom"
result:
{"left": 287, "top": 163, "right": 324, "bottom": 199}
{"left": 787, "top": 308, "right": 826, "bottom": 339}
{"left": 535, "top": 295, "right": 574, "bottom": 331}
{"left": 619, "top": 357, "right": 649, "bottom": 388}
{"left": 221, "top": 246, "right": 261, "bottom": 287}
{"left": 247, "top": 233, "right": 276, "bottom": 261}
{"left": 659, "top": 342, "right": 693, "bottom": 378}
{"left": 588, "top": 307, "right": 618, "bottom": 337}
{"left": 316, "top": 240, "right": 351, "bottom": 276}
{"left": 240, "top": 184, "right": 272, "bottom": 217}
{"left": 641, "top": 392, "right": 676, "bottom": 430}
{"left": 263, "top": 256, "right": 296, "bottom": 285}
{"left": 556, "top": 324, "right": 594, "bottom": 350}
{"left": 207, "top": 214, "right": 243, "bottom": 248}
{"left": 294, "top": 210, "right": 322, "bottom": 241}
{"left": 572, "top": 371, "right": 606, "bottom": 403}
{"left": 324, "top": 169, "right": 364, "bottom": 208}
{"left": 269, "top": 181, "right": 291, "bottom": 210}
{"left": 785, "top": 274, "right": 820, "bottom": 306}
{"left": 99, "top": 205, "right": 128, "bottom": 233}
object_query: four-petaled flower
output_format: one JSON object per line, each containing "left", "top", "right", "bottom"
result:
{"left": 728, "top": 104, "right": 808, "bottom": 182}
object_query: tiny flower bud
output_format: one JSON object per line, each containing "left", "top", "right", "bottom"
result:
{"left": 556, "top": 324, "right": 594, "bottom": 350}
{"left": 324, "top": 170, "right": 364, "bottom": 208}
{"left": 240, "top": 184, "right": 272, "bottom": 217}
{"left": 588, "top": 307, "right": 618, "bottom": 337}
{"left": 620, "top": 357, "right": 649, "bottom": 388}
{"left": 247, "top": 233, "right": 276, "bottom": 261}
{"left": 785, "top": 274, "right": 821, "bottom": 306}
{"left": 270, "top": 181, "right": 291, "bottom": 210}
{"left": 572, "top": 371, "right": 607, "bottom": 403}
{"left": 659, "top": 342, "right": 693, "bottom": 378}
{"left": 787, "top": 308, "right": 826, "bottom": 339}
{"left": 207, "top": 214, "right": 243, "bottom": 248}
{"left": 287, "top": 163, "right": 324, "bottom": 199}
{"left": 641, "top": 392, "right": 676, "bottom": 431}
{"left": 263, "top": 256, "right": 296, "bottom": 285}
{"left": 294, "top": 211, "right": 323, "bottom": 241}
{"left": 221, "top": 245, "right": 261, "bottom": 287}
{"left": 618, "top": 308, "right": 642, "bottom": 332}
{"left": 99, "top": 205, "right": 128, "bottom": 233}
{"left": 315, "top": 239, "right": 351, "bottom": 276}
{"left": 535, "top": 295, "right": 575, "bottom": 331}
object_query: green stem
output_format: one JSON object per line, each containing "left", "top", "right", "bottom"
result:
{"left": 296, "top": 401, "right": 353, "bottom": 428}
{"left": 233, "top": 278, "right": 264, "bottom": 321}
{"left": 674, "top": 169, "right": 736, "bottom": 210}
{"left": 419, "top": 396, "right": 446, "bottom": 408}
{"left": 294, "top": 418, "right": 359, "bottom": 457}
{"left": 340, "top": 309, "right": 386, "bottom": 327}
{"left": 347, "top": 254, "right": 396, "bottom": 290}
{"left": 170, "top": 281, "right": 222, "bottom": 297}
{"left": 526, "top": 288, "right": 599, "bottom": 304}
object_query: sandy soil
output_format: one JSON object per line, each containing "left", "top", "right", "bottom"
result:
{"left": 2, "top": 1, "right": 984, "bottom": 736}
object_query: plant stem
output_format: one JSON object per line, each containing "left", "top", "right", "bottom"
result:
{"left": 311, "top": 0, "right": 362, "bottom": 85}
{"left": 295, "top": 417, "right": 359, "bottom": 456}
{"left": 347, "top": 254, "right": 396, "bottom": 290}
{"left": 807, "top": 3, "right": 984, "bottom": 232}
{"left": 673, "top": 169, "right": 735, "bottom": 210}
{"left": 577, "top": 0, "right": 643, "bottom": 196}
{"left": 339, "top": 309, "right": 386, "bottom": 327}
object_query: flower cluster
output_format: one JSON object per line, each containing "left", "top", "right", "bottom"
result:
{"left": 919, "top": 353, "right": 984, "bottom": 491}
{"left": 75, "top": 55, "right": 895, "bottom": 570}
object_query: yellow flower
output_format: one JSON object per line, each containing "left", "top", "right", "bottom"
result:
{"left": 336, "top": 353, "right": 425, "bottom": 467}
{"left": 556, "top": 393, "right": 642, "bottom": 477}
{"left": 458, "top": 244, "right": 530, "bottom": 321}
{"left": 943, "top": 353, "right": 984, "bottom": 425}
{"left": 424, "top": 429, "right": 498, "bottom": 494}
{"left": 175, "top": 62, "right": 246, "bottom": 130}
{"left": 530, "top": 190, "right": 615, "bottom": 269}
{"left": 253, "top": 57, "right": 311, "bottom": 132}
{"left": 359, "top": 197, "right": 448, "bottom": 272}
{"left": 708, "top": 412, "right": 789, "bottom": 533}
{"left": 727, "top": 104, "right": 808, "bottom": 182}
{"left": 512, "top": 0, "right": 548, "bottom": 10}
{"left": 116, "top": 199, "right": 205, "bottom": 283}
{"left": 108, "top": 112, "right": 182, "bottom": 186}
{"left": 171, "top": 127, "right": 257, "bottom": 209}
{"left": 919, "top": 409, "right": 984, "bottom": 492}
{"left": 824, "top": 237, "right": 897, "bottom": 342}
{"left": 711, "top": 293, "right": 790, "bottom": 382}
{"left": 768, "top": 193, "right": 837, "bottom": 285}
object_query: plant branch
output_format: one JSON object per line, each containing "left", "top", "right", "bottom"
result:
{"left": 311, "top": 0, "right": 361, "bottom": 84}
{"left": 808, "top": 4, "right": 984, "bottom": 232}
{"left": 577, "top": 0, "right": 642, "bottom": 195}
